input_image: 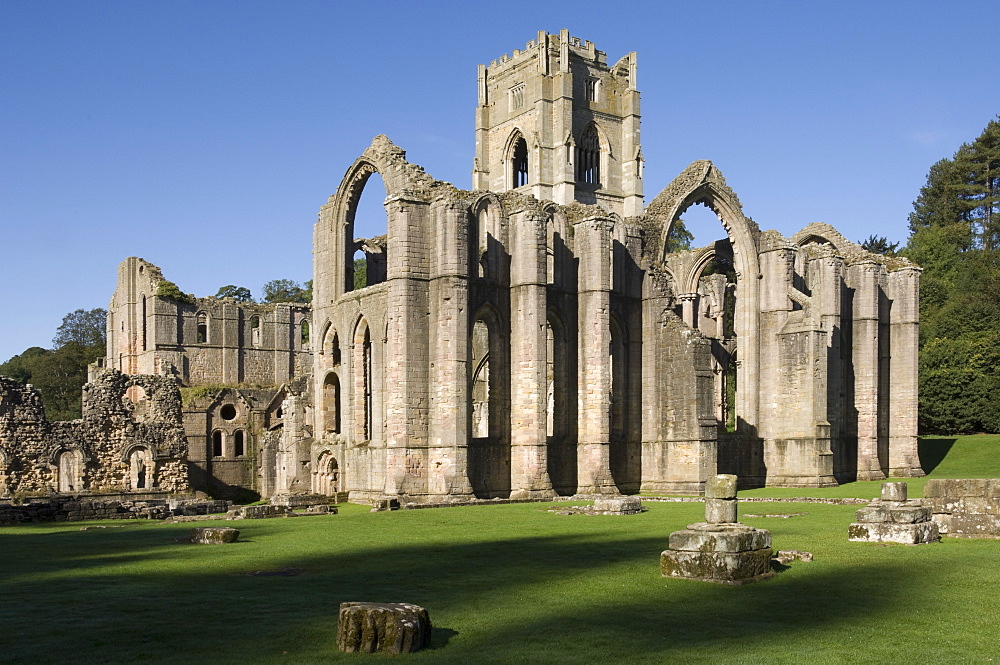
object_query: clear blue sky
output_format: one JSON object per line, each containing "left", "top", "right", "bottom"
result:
{"left": 2, "top": 0, "right": 998, "bottom": 363}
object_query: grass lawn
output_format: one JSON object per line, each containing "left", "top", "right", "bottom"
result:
{"left": 738, "top": 434, "right": 1000, "bottom": 500}
{"left": 1, "top": 435, "right": 998, "bottom": 664}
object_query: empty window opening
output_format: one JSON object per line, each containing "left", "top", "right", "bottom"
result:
{"left": 233, "top": 431, "right": 245, "bottom": 457}
{"left": 197, "top": 312, "right": 209, "bottom": 344}
{"left": 220, "top": 404, "right": 237, "bottom": 421}
{"left": 332, "top": 332, "right": 341, "bottom": 365}
{"left": 128, "top": 447, "right": 150, "bottom": 490}
{"left": 679, "top": 203, "right": 727, "bottom": 250}
{"left": 471, "top": 319, "right": 493, "bottom": 438}
{"left": 354, "top": 321, "right": 373, "bottom": 442}
{"left": 348, "top": 170, "right": 388, "bottom": 292}
{"left": 475, "top": 207, "right": 492, "bottom": 278}
{"left": 585, "top": 77, "right": 599, "bottom": 102}
{"left": 212, "top": 431, "right": 224, "bottom": 458}
{"left": 576, "top": 125, "right": 600, "bottom": 185}
{"left": 141, "top": 295, "right": 147, "bottom": 351}
{"left": 324, "top": 373, "right": 342, "bottom": 433}
{"left": 300, "top": 319, "right": 310, "bottom": 348}
{"left": 512, "top": 137, "right": 529, "bottom": 188}
{"left": 250, "top": 315, "right": 261, "bottom": 346}
{"left": 545, "top": 317, "right": 568, "bottom": 438}
{"left": 509, "top": 83, "right": 525, "bottom": 111}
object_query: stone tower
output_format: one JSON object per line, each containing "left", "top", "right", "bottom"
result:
{"left": 473, "top": 29, "right": 643, "bottom": 216}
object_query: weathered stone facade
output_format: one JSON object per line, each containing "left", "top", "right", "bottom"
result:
{"left": 0, "top": 370, "right": 189, "bottom": 499}
{"left": 2, "top": 31, "right": 921, "bottom": 507}
{"left": 308, "top": 31, "right": 922, "bottom": 504}
{"left": 103, "top": 257, "right": 310, "bottom": 501}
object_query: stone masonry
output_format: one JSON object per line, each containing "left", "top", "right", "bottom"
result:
{"left": 2, "top": 31, "right": 921, "bottom": 508}
{"left": 660, "top": 474, "right": 774, "bottom": 584}
{"left": 848, "top": 482, "right": 939, "bottom": 545}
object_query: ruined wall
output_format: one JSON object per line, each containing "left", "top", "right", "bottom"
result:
{"left": 0, "top": 370, "right": 190, "bottom": 499}
{"left": 925, "top": 479, "right": 1000, "bottom": 538}
{"left": 107, "top": 257, "right": 311, "bottom": 387}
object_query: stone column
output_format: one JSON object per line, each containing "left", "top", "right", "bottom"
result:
{"left": 886, "top": 267, "right": 923, "bottom": 477}
{"left": 427, "top": 199, "right": 474, "bottom": 499}
{"left": 383, "top": 194, "right": 430, "bottom": 497}
{"left": 847, "top": 261, "right": 885, "bottom": 480}
{"left": 575, "top": 217, "right": 616, "bottom": 494}
{"left": 508, "top": 208, "right": 555, "bottom": 498}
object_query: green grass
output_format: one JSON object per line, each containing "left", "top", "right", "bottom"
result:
{"left": 738, "top": 434, "right": 1000, "bottom": 499}
{"left": 1, "top": 499, "right": 999, "bottom": 664}
{"left": 1, "top": 435, "right": 998, "bottom": 664}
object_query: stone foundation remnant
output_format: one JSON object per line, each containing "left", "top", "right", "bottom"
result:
{"left": 848, "top": 482, "right": 940, "bottom": 544}
{"left": 226, "top": 505, "right": 295, "bottom": 520}
{"left": 923, "top": 479, "right": 1000, "bottom": 539}
{"left": 660, "top": 474, "right": 774, "bottom": 585}
{"left": 337, "top": 602, "right": 432, "bottom": 654}
{"left": 190, "top": 527, "right": 239, "bottom": 544}
{"left": 592, "top": 496, "right": 643, "bottom": 515}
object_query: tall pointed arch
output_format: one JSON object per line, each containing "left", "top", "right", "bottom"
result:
{"left": 647, "top": 161, "right": 762, "bottom": 432}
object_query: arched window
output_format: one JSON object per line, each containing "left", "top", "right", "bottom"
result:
{"left": 250, "top": 315, "right": 261, "bottom": 347}
{"left": 471, "top": 318, "right": 493, "bottom": 438}
{"left": 212, "top": 431, "right": 224, "bottom": 458}
{"left": 128, "top": 447, "right": 151, "bottom": 490}
{"left": 324, "top": 373, "right": 341, "bottom": 433}
{"left": 233, "top": 430, "right": 245, "bottom": 457}
{"left": 511, "top": 136, "right": 529, "bottom": 188}
{"left": 300, "top": 319, "right": 310, "bottom": 348}
{"left": 576, "top": 124, "right": 600, "bottom": 185}
{"left": 354, "top": 320, "right": 373, "bottom": 441}
{"left": 141, "top": 294, "right": 147, "bottom": 351}
{"left": 197, "top": 312, "right": 209, "bottom": 344}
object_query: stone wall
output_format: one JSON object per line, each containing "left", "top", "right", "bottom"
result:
{"left": 924, "top": 479, "right": 1000, "bottom": 538}
{"left": 0, "top": 370, "right": 190, "bottom": 498}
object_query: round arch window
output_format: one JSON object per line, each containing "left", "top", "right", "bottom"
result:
{"left": 220, "top": 404, "right": 237, "bottom": 421}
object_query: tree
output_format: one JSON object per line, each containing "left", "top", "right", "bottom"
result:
{"left": 0, "top": 346, "right": 48, "bottom": 384}
{"left": 214, "top": 285, "right": 254, "bottom": 302}
{"left": 859, "top": 235, "right": 899, "bottom": 256}
{"left": 262, "top": 279, "right": 310, "bottom": 304}
{"left": 664, "top": 219, "right": 694, "bottom": 253}
{"left": 904, "top": 117, "right": 1000, "bottom": 433}
{"left": 53, "top": 308, "right": 106, "bottom": 349}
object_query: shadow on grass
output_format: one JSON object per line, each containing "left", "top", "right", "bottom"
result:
{"left": 0, "top": 521, "right": 918, "bottom": 664}
{"left": 918, "top": 437, "right": 957, "bottom": 474}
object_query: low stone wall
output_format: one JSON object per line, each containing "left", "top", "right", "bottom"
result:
{"left": 924, "top": 479, "right": 1000, "bottom": 539}
{"left": 0, "top": 497, "right": 230, "bottom": 525}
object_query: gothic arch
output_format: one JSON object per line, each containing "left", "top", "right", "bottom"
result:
{"left": 790, "top": 222, "right": 857, "bottom": 254}
{"left": 647, "top": 161, "right": 762, "bottom": 431}
{"left": 470, "top": 193, "right": 506, "bottom": 279}
{"left": 503, "top": 128, "right": 530, "bottom": 189}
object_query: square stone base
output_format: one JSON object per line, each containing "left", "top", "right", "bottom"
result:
{"left": 848, "top": 521, "right": 940, "bottom": 544}
{"left": 661, "top": 548, "right": 774, "bottom": 585}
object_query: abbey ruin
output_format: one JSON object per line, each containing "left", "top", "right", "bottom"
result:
{"left": 0, "top": 31, "right": 924, "bottom": 505}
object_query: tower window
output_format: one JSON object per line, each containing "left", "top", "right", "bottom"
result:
{"left": 512, "top": 137, "right": 529, "bottom": 188}
{"left": 585, "top": 77, "right": 599, "bottom": 102}
{"left": 576, "top": 125, "right": 600, "bottom": 185}
{"left": 509, "top": 83, "right": 525, "bottom": 111}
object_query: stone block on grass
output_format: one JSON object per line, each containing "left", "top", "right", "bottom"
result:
{"left": 190, "top": 527, "right": 239, "bottom": 544}
{"left": 337, "top": 602, "right": 431, "bottom": 654}
{"left": 592, "top": 496, "right": 643, "bottom": 514}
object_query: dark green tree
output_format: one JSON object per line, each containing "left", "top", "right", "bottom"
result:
{"left": 859, "top": 234, "right": 899, "bottom": 256}
{"left": 664, "top": 219, "right": 694, "bottom": 253}
{"left": 262, "top": 279, "right": 310, "bottom": 304}
{"left": 53, "top": 308, "right": 107, "bottom": 349}
{"left": 904, "top": 117, "right": 1000, "bottom": 433}
{"left": 0, "top": 346, "right": 49, "bottom": 384}
{"left": 214, "top": 285, "right": 254, "bottom": 302}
